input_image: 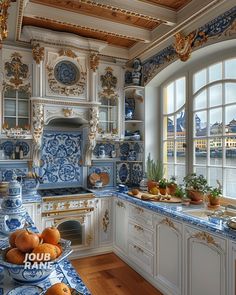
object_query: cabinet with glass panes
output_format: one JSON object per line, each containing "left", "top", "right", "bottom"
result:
{"left": 3, "top": 86, "right": 30, "bottom": 130}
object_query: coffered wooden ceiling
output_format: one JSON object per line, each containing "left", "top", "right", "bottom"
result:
{"left": 7, "top": 0, "right": 230, "bottom": 59}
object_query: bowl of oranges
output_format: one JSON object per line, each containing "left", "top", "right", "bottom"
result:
{"left": 0, "top": 226, "right": 72, "bottom": 284}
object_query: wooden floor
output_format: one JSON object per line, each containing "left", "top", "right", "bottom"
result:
{"left": 71, "top": 253, "right": 163, "bottom": 295}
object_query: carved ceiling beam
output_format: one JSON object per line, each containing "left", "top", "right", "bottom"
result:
{"left": 24, "top": 2, "right": 151, "bottom": 43}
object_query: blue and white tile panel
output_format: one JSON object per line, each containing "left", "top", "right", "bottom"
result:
{"left": 88, "top": 161, "right": 114, "bottom": 187}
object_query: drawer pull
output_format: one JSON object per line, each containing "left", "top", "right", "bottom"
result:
{"left": 117, "top": 201, "right": 125, "bottom": 208}
{"left": 134, "top": 224, "right": 144, "bottom": 231}
{"left": 135, "top": 207, "right": 144, "bottom": 213}
{"left": 133, "top": 245, "right": 144, "bottom": 253}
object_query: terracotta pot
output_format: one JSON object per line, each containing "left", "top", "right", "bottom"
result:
{"left": 167, "top": 184, "right": 177, "bottom": 196}
{"left": 187, "top": 189, "right": 204, "bottom": 202}
{"left": 147, "top": 180, "right": 158, "bottom": 192}
{"left": 159, "top": 187, "right": 167, "bottom": 195}
{"left": 208, "top": 195, "right": 220, "bottom": 206}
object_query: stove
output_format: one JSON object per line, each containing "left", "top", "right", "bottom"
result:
{"left": 38, "top": 187, "right": 94, "bottom": 198}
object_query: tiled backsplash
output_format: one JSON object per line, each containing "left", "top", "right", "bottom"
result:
{"left": 39, "top": 131, "right": 83, "bottom": 186}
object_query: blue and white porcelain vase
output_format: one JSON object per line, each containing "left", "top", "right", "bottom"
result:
{"left": 0, "top": 174, "right": 26, "bottom": 235}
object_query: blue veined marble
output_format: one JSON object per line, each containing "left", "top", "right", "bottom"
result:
{"left": 40, "top": 131, "right": 82, "bottom": 184}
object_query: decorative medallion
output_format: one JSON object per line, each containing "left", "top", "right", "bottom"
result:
{"left": 160, "top": 217, "right": 179, "bottom": 233}
{"left": 174, "top": 31, "right": 197, "bottom": 62}
{"left": 90, "top": 52, "right": 100, "bottom": 72}
{"left": 99, "top": 67, "right": 118, "bottom": 100}
{"left": 32, "top": 44, "right": 45, "bottom": 64}
{"left": 4, "top": 52, "right": 30, "bottom": 90}
{"left": 54, "top": 61, "right": 80, "bottom": 86}
{"left": 192, "top": 231, "right": 219, "bottom": 248}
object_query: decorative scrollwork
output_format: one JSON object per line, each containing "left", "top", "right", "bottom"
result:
{"left": 102, "top": 209, "right": 109, "bottom": 233}
{"left": 174, "top": 31, "right": 197, "bottom": 62}
{"left": 86, "top": 234, "right": 93, "bottom": 246}
{"left": 62, "top": 108, "right": 73, "bottom": 117}
{"left": 0, "top": 0, "right": 11, "bottom": 45}
{"left": 32, "top": 44, "right": 45, "bottom": 64}
{"left": 32, "top": 102, "right": 44, "bottom": 167}
{"left": 192, "top": 231, "right": 219, "bottom": 247}
{"left": 58, "top": 48, "right": 77, "bottom": 58}
{"left": 90, "top": 52, "right": 100, "bottom": 72}
{"left": 99, "top": 67, "right": 118, "bottom": 100}
{"left": 160, "top": 217, "right": 179, "bottom": 232}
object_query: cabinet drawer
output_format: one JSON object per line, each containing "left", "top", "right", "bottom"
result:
{"left": 128, "top": 242, "right": 154, "bottom": 275}
{"left": 128, "top": 221, "right": 154, "bottom": 252}
{"left": 129, "top": 204, "right": 153, "bottom": 228}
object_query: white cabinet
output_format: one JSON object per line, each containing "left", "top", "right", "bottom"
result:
{"left": 23, "top": 202, "right": 41, "bottom": 231}
{"left": 113, "top": 198, "right": 128, "bottom": 254}
{"left": 228, "top": 241, "right": 236, "bottom": 295}
{"left": 97, "top": 197, "right": 112, "bottom": 246}
{"left": 184, "top": 225, "right": 227, "bottom": 295}
{"left": 154, "top": 215, "right": 183, "bottom": 295}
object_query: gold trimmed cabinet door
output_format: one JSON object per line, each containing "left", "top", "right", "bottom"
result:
{"left": 154, "top": 215, "right": 183, "bottom": 295}
{"left": 229, "top": 241, "right": 236, "bottom": 295}
{"left": 113, "top": 197, "right": 128, "bottom": 255}
{"left": 184, "top": 225, "right": 227, "bottom": 295}
{"left": 98, "top": 197, "right": 113, "bottom": 246}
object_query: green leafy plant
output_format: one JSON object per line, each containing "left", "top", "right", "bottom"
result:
{"left": 146, "top": 153, "right": 164, "bottom": 182}
{"left": 174, "top": 185, "right": 185, "bottom": 198}
{"left": 168, "top": 176, "right": 176, "bottom": 185}
{"left": 208, "top": 187, "right": 222, "bottom": 198}
{"left": 159, "top": 178, "right": 168, "bottom": 189}
{"left": 183, "top": 173, "right": 208, "bottom": 193}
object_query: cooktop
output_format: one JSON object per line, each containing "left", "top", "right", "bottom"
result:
{"left": 38, "top": 187, "right": 93, "bottom": 197}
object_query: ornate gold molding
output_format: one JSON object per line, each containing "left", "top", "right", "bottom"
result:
{"left": 102, "top": 209, "right": 109, "bottom": 233}
{"left": 192, "top": 231, "right": 219, "bottom": 247}
{"left": 174, "top": 31, "right": 197, "bottom": 62}
{"left": 62, "top": 108, "right": 73, "bottom": 117}
{"left": 32, "top": 44, "right": 45, "bottom": 64}
{"left": 0, "top": 0, "right": 11, "bottom": 46}
{"left": 86, "top": 234, "right": 93, "bottom": 246}
{"left": 32, "top": 102, "right": 44, "bottom": 167}
{"left": 4, "top": 52, "right": 30, "bottom": 89}
{"left": 160, "top": 217, "right": 179, "bottom": 232}
{"left": 58, "top": 48, "right": 77, "bottom": 58}
{"left": 90, "top": 52, "right": 100, "bottom": 72}
{"left": 99, "top": 67, "right": 118, "bottom": 100}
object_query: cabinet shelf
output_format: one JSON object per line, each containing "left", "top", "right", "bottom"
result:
{"left": 125, "top": 120, "right": 143, "bottom": 123}
{"left": 0, "top": 159, "right": 31, "bottom": 164}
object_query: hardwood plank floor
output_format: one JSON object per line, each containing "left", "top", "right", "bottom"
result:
{"left": 71, "top": 253, "right": 163, "bottom": 295}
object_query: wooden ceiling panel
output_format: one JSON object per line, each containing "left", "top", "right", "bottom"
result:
{"left": 139, "top": 0, "right": 192, "bottom": 10}
{"left": 30, "top": 0, "right": 161, "bottom": 30}
{"left": 22, "top": 16, "right": 137, "bottom": 48}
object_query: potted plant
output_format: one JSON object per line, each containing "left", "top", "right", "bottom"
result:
{"left": 183, "top": 173, "right": 208, "bottom": 204}
{"left": 146, "top": 153, "right": 164, "bottom": 192}
{"left": 174, "top": 185, "right": 185, "bottom": 199}
{"left": 167, "top": 176, "right": 177, "bottom": 195}
{"left": 207, "top": 181, "right": 222, "bottom": 207}
{"left": 159, "top": 178, "right": 168, "bottom": 195}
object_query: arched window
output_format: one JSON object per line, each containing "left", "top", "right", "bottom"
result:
{"left": 161, "top": 57, "right": 236, "bottom": 198}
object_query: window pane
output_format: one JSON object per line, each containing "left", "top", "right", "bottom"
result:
{"left": 4, "top": 117, "right": 16, "bottom": 128}
{"left": 165, "top": 141, "right": 174, "bottom": 163}
{"left": 209, "top": 167, "right": 222, "bottom": 187}
{"left": 210, "top": 108, "right": 222, "bottom": 135}
{"left": 210, "top": 138, "right": 222, "bottom": 165}
{"left": 164, "top": 82, "right": 174, "bottom": 114}
{"left": 194, "top": 139, "right": 207, "bottom": 165}
{"left": 194, "top": 90, "right": 207, "bottom": 110}
{"left": 225, "top": 168, "right": 236, "bottom": 198}
{"left": 166, "top": 116, "right": 174, "bottom": 139}
{"left": 18, "top": 101, "right": 28, "bottom": 117}
{"left": 176, "top": 77, "right": 185, "bottom": 110}
{"left": 225, "top": 105, "right": 236, "bottom": 134}
{"left": 209, "top": 84, "right": 222, "bottom": 107}
{"left": 175, "top": 165, "right": 185, "bottom": 184}
{"left": 194, "top": 166, "right": 207, "bottom": 178}
{"left": 176, "top": 140, "right": 185, "bottom": 163}
{"left": 225, "top": 136, "right": 236, "bottom": 165}
{"left": 176, "top": 111, "right": 185, "bottom": 137}
{"left": 209, "top": 62, "right": 222, "bottom": 83}
{"left": 225, "top": 83, "right": 236, "bottom": 104}
{"left": 18, "top": 90, "right": 30, "bottom": 99}
{"left": 164, "top": 164, "right": 174, "bottom": 180}
{"left": 4, "top": 88, "right": 16, "bottom": 98}
{"left": 225, "top": 58, "right": 236, "bottom": 79}
{"left": 18, "top": 118, "right": 29, "bottom": 129}
{"left": 194, "top": 111, "right": 207, "bottom": 137}
{"left": 193, "top": 69, "right": 207, "bottom": 93}
{"left": 4, "top": 100, "right": 16, "bottom": 116}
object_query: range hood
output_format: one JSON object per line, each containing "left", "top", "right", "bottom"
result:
{"left": 31, "top": 98, "right": 100, "bottom": 167}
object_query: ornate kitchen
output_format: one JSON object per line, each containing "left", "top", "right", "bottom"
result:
{"left": 0, "top": 1, "right": 236, "bottom": 295}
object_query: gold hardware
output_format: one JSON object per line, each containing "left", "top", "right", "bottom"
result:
{"left": 32, "top": 44, "right": 45, "bottom": 64}
{"left": 54, "top": 215, "right": 85, "bottom": 226}
{"left": 53, "top": 203, "right": 58, "bottom": 210}
{"left": 160, "top": 217, "right": 179, "bottom": 232}
{"left": 62, "top": 108, "right": 73, "bottom": 117}
{"left": 133, "top": 245, "right": 144, "bottom": 253}
{"left": 174, "top": 31, "right": 197, "bottom": 62}
{"left": 117, "top": 201, "right": 125, "bottom": 208}
{"left": 90, "top": 52, "right": 100, "bottom": 72}
{"left": 102, "top": 209, "right": 109, "bottom": 233}
{"left": 42, "top": 207, "right": 94, "bottom": 217}
{"left": 86, "top": 234, "right": 93, "bottom": 246}
{"left": 134, "top": 224, "right": 144, "bottom": 231}
{"left": 58, "top": 48, "right": 77, "bottom": 58}
{"left": 0, "top": 0, "right": 11, "bottom": 45}
{"left": 192, "top": 231, "right": 219, "bottom": 248}
{"left": 135, "top": 206, "right": 144, "bottom": 213}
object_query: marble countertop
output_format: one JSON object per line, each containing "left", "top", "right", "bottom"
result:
{"left": 0, "top": 215, "right": 91, "bottom": 295}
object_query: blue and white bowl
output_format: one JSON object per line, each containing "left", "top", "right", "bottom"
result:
{"left": 0, "top": 239, "right": 72, "bottom": 284}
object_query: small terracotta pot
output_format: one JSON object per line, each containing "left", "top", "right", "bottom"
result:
{"left": 159, "top": 187, "right": 167, "bottom": 195}
{"left": 147, "top": 180, "right": 158, "bottom": 192}
{"left": 187, "top": 189, "right": 204, "bottom": 202}
{"left": 167, "top": 184, "right": 177, "bottom": 196}
{"left": 208, "top": 195, "right": 220, "bottom": 206}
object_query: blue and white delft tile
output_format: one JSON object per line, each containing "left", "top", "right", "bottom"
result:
{"left": 116, "top": 162, "right": 130, "bottom": 184}
{"left": 0, "top": 168, "right": 27, "bottom": 182}
{"left": 0, "top": 141, "right": 30, "bottom": 157}
{"left": 88, "top": 162, "right": 114, "bottom": 187}
{"left": 119, "top": 142, "right": 130, "bottom": 157}
{"left": 93, "top": 143, "right": 115, "bottom": 158}
{"left": 40, "top": 131, "right": 82, "bottom": 185}
{"left": 130, "top": 163, "right": 143, "bottom": 186}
